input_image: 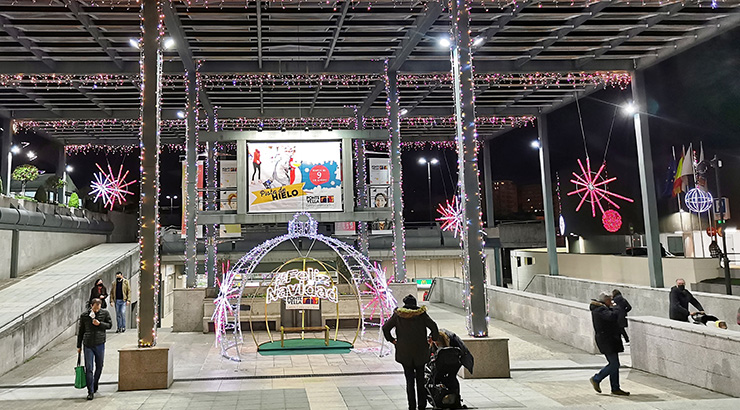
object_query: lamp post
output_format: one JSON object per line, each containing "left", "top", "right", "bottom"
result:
{"left": 711, "top": 155, "right": 732, "bottom": 295}
{"left": 418, "top": 157, "right": 439, "bottom": 222}
{"left": 166, "top": 195, "right": 178, "bottom": 215}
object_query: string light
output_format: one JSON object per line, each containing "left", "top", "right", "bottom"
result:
{"left": 385, "top": 63, "right": 406, "bottom": 282}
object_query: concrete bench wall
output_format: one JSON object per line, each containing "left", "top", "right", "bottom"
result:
{"left": 528, "top": 275, "right": 740, "bottom": 331}
{"left": 429, "top": 277, "right": 597, "bottom": 354}
{"left": 630, "top": 316, "right": 740, "bottom": 397}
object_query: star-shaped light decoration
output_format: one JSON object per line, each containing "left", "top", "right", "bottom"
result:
{"left": 436, "top": 196, "right": 464, "bottom": 238}
{"left": 567, "top": 158, "right": 633, "bottom": 217}
{"left": 363, "top": 263, "right": 397, "bottom": 324}
{"left": 212, "top": 263, "right": 241, "bottom": 345}
{"left": 89, "top": 163, "right": 136, "bottom": 210}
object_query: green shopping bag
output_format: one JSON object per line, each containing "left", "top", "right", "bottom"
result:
{"left": 74, "top": 352, "right": 86, "bottom": 389}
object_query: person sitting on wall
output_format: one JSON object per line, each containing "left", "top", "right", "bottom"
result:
{"left": 669, "top": 278, "right": 704, "bottom": 322}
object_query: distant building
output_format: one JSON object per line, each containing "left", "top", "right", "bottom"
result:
{"left": 492, "top": 180, "right": 518, "bottom": 216}
{"left": 519, "top": 184, "right": 544, "bottom": 214}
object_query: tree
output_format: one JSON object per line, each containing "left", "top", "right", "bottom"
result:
{"left": 12, "top": 165, "right": 40, "bottom": 197}
{"left": 44, "top": 177, "right": 66, "bottom": 204}
{"left": 69, "top": 192, "right": 80, "bottom": 208}
{"left": 34, "top": 185, "right": 48, "bottom": 203}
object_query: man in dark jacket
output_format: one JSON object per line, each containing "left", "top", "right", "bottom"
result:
{"left": 77, "top": 298, "right": 112, "bottom": 400}
{"left": 611, "top": 289, "right": 632, "bottom": 343}
{"left": 383, "top": 295, "right": 439, "bottom": 410}
{"left": 589, "top": 292, "right": 630, "bottom": 396}
{"left": 669, "top": 278, "right": 704, "bottom": 322}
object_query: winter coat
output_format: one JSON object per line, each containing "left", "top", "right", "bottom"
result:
{"left": 110, "top": 278, "right": 131, "bottom": 303}
{"left": 590, "top": 300, "right": 623, "bottom": 355}
{"left": 438, "top": 329, "right": 474, "bottom": 374}
{"left": 89, "top": 284, "right": 108, "bottom": 309}
{"left": 77, "top": 309, "right": 112, "bottom": 348}
{"left": 669, "top": 286, "right": 704, "bottom": 322}
{"left": 612, "top": 294, "right": 632, "bottom": 328}
{"left": 382, "top": 305, "right": 439, "bottom": 368}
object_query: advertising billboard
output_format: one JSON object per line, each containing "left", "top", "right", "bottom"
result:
{"left": 247, "top": 141, "right": 343, "bottom": 213}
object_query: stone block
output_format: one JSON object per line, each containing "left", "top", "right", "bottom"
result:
{"left": 118, "top": 345, "right": 173, "bottom": 391}
{"left": 389, "top": 283, "right": 417, "bottom": 306}
{"left": 172, "top": 288, "right": 205, "bottom": 333}
{"left": 458, "top": 337, "right": 509, "bottom": 379}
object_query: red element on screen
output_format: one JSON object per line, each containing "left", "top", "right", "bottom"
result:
{"left": 309, "top": 165, "right": 330, "bottom": 185}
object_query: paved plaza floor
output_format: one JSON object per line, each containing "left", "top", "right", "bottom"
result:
{"left": 0, "top": 303, "right": 737, "bottom": 409}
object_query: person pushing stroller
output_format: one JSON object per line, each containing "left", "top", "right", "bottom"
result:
{"left": 426, "top": 329, "right": 474, "bottom": 409}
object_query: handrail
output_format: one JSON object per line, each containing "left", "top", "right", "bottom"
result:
{"left": 0, "top": 245, "right": 138, "bottom": 334}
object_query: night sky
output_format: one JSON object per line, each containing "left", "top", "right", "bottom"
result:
{"left": 12, "top": 26, "right": 740, "bottom": 235}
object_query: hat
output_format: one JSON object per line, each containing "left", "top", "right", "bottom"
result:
{"left": 403, "top": 294, "right": 418, "bottom": 309}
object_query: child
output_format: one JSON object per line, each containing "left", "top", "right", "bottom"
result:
{"left": 612, "top": 289, "right": 632, "bottom": 344}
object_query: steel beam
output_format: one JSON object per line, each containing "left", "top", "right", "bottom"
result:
{"left": 355, "top": 110, "right": 369, "bottom": 257}
{"left": 325, "top": 1, "right": 351, "bottom": 69}
{"left": 0, "top": 15, "right": 56, "bottom": 70}
{"left": 387, "top": 70, "right": 406, "bottom": 282}
{"left": 15, "top": 88, "right": 60, "bottom": 116}
{"left": 631, "top": 70, "right": 663, "bottom": 288}
{"left": 62, "top": 0, "right": 124, "bottom": 70}
{"left": 483, "top": 140, "right": 495, "bottom": 228}
{"left": 185, "top": 70, "right": 198, "bottom": 288}
{"left": 536, "top": 113, "right": 559, "bottom": 276}
{"left": 404, "top": 82, "right": 440, "bottom": 115}
{"left": 477, "top": 0, "right": 533, "bottom": 47}
{"left": 257, "top": 0, "right": 263, "bottom": 69}
{"left": 1, "top": 116, "right": 11, "bottom": 195}
{"left": 71, "top": 80, "right": 113, "bottom": 116}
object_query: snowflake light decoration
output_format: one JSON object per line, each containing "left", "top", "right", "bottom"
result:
{"left": 602, "top": 209, "right": 622, "bottom": 233}
{"left": 567, "top": 158, "right": 633, "bottom": 217}
{"left": 436, "top": 196, "right": 464, "bottom": 238}
{"left": 89, "top": 163, "right": 136, "bottom": 210}
{"left": 363, "top": 262, "right": 396, "bottom": 324}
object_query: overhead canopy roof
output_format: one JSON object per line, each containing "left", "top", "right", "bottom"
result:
{"left": 1, "top": 0, "right": 738, "bottom": 144}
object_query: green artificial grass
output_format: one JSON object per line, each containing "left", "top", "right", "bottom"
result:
{"left": 258, "top": 338, "right": 352, "bottom": 356}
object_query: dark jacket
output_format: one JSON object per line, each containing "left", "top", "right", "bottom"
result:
{"left": 77, "top": 309, "right": 112, "bottom": 348}
{"left": 590, "top": 300, "right": 623, "bottom": 355}
{"left": 90, "top": 284, "right": 108, "bottom": 309}
{"left": 382, "top": 305, "right": 439, "bottom": 367}
{"left": 669, "top": 286, "right": 704, "bottom": 322}
{"left": 612, "top": 294, "right": 632, "bottom": 328}
{"left": 437, "top": 329, "right": 474, "bottom": 374}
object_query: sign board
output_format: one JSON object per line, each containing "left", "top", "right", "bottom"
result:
{"left": 334, "top": 221, "right": 356, "bottom": 236}
{"left": 247, "top": 141, "right": 343, "bottom": 213}
{"left": 266, "top": 268, "right": 338, "bottom": 306}
{"left": 219, "top": 160, "right": 241, "bottom": 238}
{"left": 713, "top": 197, "right": 731, "bottom": 220}
{"left": 285, "top": 296, "right": 320, "bottom": 310}
{"left": 369, "top": 158, "right": 391, "bottom": 185}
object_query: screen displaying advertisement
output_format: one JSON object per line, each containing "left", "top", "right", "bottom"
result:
{"left": 369, "top": 158, "right": 390, "bottom": 185}
{"left": 247, "top": 141, "right": 343, "bottom": 213}
{"left": 219, "top": 160, "right": 241, "bottom": 238}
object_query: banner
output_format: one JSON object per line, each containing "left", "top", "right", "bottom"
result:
{"left": 334, "top": 221, "right": 356, "bottom": 236}
{"left": 248, "top": 141, "right": 343, "bottom": 213}
{"left": 219, "top": 160, "right": 241, "bottom": 238}
{"left": 181, "top": 161, "right": 204, "bottom": 238}
{"left": 369, "top": 158, "right": 390, "bottom": 185}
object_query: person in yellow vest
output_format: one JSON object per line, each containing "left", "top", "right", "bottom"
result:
{"left": 110, "top": 272, "right": 130, "bottom": 333}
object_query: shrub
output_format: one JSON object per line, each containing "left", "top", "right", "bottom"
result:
{"left": 69, "top": 192, "right": 80, "bottom": 208}
{"left": 34, "top": 185, "right": 48, "bottom": 203}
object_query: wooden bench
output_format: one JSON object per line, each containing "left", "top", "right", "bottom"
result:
{"left": 279, "top": 325, "right": 330, "bottom": 347}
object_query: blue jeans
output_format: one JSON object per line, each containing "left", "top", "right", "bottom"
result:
{"left": 593, "top": 352, "right": 620, "bottom": 391}
{"left": 115, "top": 300, "right": 127, "bottom": 331}
{"left": 84, "top": 344, "right": 105, "bottom": 394}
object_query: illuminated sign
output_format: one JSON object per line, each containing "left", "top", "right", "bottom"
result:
{"left": 266, "top": 268, "right": 338, "bottom": 305}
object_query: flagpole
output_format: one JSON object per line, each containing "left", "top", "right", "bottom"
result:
{"left": 691, "top": 145, "right": 706, "bottom": 258}
{"left": 673, "top": 146, "right": 686, "bottom": 233}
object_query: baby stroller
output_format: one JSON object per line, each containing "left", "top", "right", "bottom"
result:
{"left": 425, "top": 347, "right": 464, "bottom": 409}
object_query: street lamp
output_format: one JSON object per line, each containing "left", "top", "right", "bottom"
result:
{"left": 6, "top": 145, "right": 21, "bottom": 195}
{"left": 710, "top": 155, "right": 732, "bottom": 296}
{"left": 166, "top": 195, "right": 178, "bottom": 215}
{"left": 418, "top": 157, "right": 439, "bottom": 222}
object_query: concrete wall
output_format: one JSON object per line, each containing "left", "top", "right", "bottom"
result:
{"left": 172, "top": 288, "right": 206, "bottom": 333}
{"left": 0, "top": 229, "right": 107, "bottom": 279}
{"left": 527, "top": 275, "right": 740, "bottom": 332}
{"left": 630, "top": 316, "right": 740, "bottom": 397}
{"left": 0, "top": 246, "right": 138, "bottom": 376}
{"left": 428, "top": 277, "right": 598, "bottom": 354}
{"left": 107, "top": 211, "right": 138, "bottom": 243}
{"left": 510, "top": 250, "right": 720, "bottom": 291}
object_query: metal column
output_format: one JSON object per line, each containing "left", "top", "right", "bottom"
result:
{"left": 537, "top": 113, "right": 560, "bottom": 276}
{"left": 138, "top": 0, "right": 162, "bottom": 348}
{"left": 56, "top": 147, "right": 66, "bottom": 204}
{"left": 483, "top": 141, "right": 495, "bottom": 228}
{"left": 386, "top": 69, "right": 406, "bottom": 281}
{"left": 184, "top": 70, "right": 198, "bottom": 288}
{"left": 451, "top": 0, "right": 488, "bottom": 337}
{"left": 631, "top": 70, "right": 664, "bottom": 288}
{"left": 1, "top": 117, "right": 11, "bottom": 196}
{"left": 355, "top": 111, "right": 369, "bottom": 257}
{"left": 205, "top": 141, "right": 217, "bottom": 288}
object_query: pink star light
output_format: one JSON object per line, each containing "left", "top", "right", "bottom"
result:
{"left": 436, "top": 196, "right": 464, "bottom": 238}
{"left": 89, "top": 163, "right": 136, "bottom": 210}
{"left": 567, "top": 158, "right": 633, "bottom": 217}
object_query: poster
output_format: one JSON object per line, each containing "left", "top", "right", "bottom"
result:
{"left": 248, "top": 141, "right": 343, "bottom": 213}
{"left": 181, "top": 161, "right": 204, "bottom": 239}
{"left": 334, "top": 221, "right": 356, "bottom": 236}
{"left": 219, "top": 160, "right": 241, "bottom": 238}
{"left": 369, "top": 186, "right": 389, "bottom": 208}
{"left": 369, "top": 158, "right": 390, "bottom": 185}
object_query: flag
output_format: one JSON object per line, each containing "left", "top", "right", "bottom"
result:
{"left": 662, "top": 156, "right": 677, "bottom": 198}
{"left": 672, "top": 149, "right": 685, "bottom": 197}
{"left": 680, "top": 143, "right": 694, "bottom": 192}
{"left": 696, "top": 142, "right": 709, "bottom": 191}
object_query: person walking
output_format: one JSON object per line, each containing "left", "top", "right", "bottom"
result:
{"left": 589, "top": 291, "right": 630, "bottom": 396}
{"left": 669, "top": 278, "right": 704, "bottom": 322}
{"left": 383, "top": 295, "right": 439, "bottom": 410}
{"left": 77, "top": 298, "right": 112, "bottom": 400}
{"left": 611, "top": 289, "right": 632, "bottom": 344}
{"left": 89, "top": 278, "right": 108, "bottom": 309}
{"left": 109, "top": 272, "right": 130, "bottom": 333}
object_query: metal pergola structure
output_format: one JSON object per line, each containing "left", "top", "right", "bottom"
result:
{"left": 1, "top": 0, "right": 739, "bottom": 346}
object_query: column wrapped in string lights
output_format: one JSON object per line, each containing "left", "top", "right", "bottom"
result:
{"left": 354, "top": 108, "right": 370, "bottom": 257}
{"left": 450, "top": 0, "right": 488, "bottom": 337}
{"left": 184, "top": 69, "right": 198, "bottom": 288}
{"left": 385, "top": 66, "right": 406, "bottom": 282}
{"left": 204, "top": 84, "right": 219, "bottom": 288}
{"left": 137, "top": 0, "right": 163, "bottom": 348}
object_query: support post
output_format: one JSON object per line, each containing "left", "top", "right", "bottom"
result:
{"left": 1, "top": 117, "right": 11, "bottom": 196}
{"left": 56, "top": 146, "right": 66, "bottom": 204}
{"left": 184, "top": 69, "right": 198, "bottom": 288}
{"left": 386, "top": 69, "right": 406, "bottom": 281}
{"left": 537, "top": 113, "right": 559, "bottom": 276}
{"left": 138, "top": 0, "right": 162, "bottom": 348}
{"left": 451, "top": 0, "right": 488, "bottom": 337}
{"left": 10, "top": 229, "right": 19, "bottom": 279}
{"left": 355, "top": 111, "right": 369, "bottom": 257}
{"left": 483, "top": 141, "right": 495, "bottom": 228}
{"left": 631, "top": 70, "right": 664, "bottom": 288}
{"left": 205, "top": 140, "right": 217, "bottom": 288}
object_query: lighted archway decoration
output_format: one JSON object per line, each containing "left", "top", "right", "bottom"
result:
{"left": 602, "top": 209, "right": 622, "bottom": 233}
{"left": 685, "top": 188, "right": 713, "bottom": 213}
{"left": 213, "top": 212, "right": 397, "bottom": 361}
